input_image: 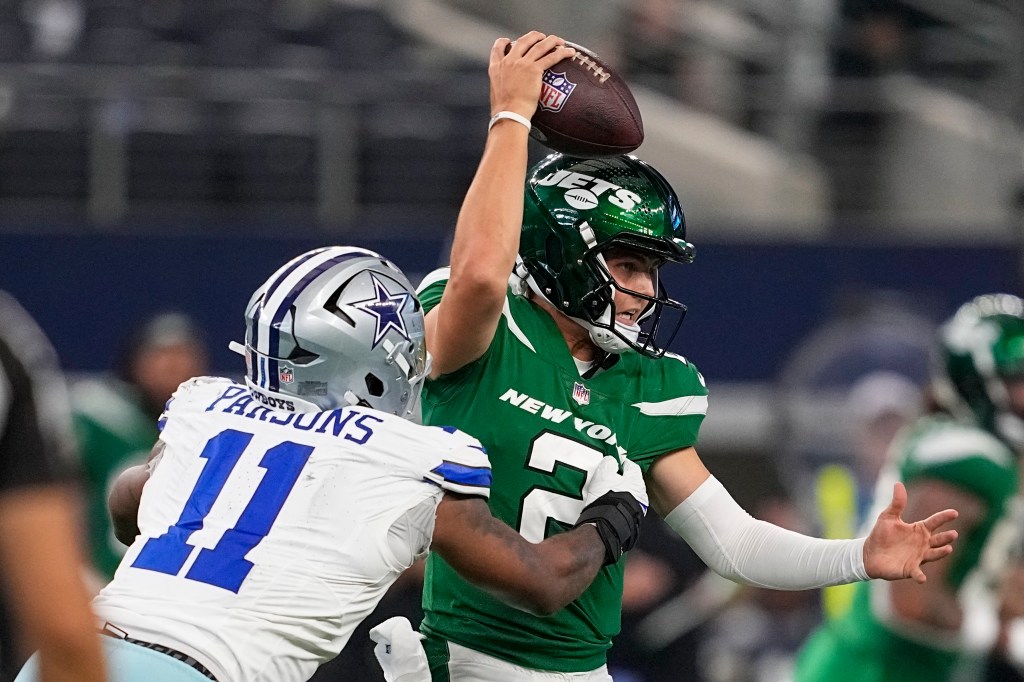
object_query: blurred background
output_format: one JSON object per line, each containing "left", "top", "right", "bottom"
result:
{"left": 0, "top": 0, "right": 1022, "bottom": 680}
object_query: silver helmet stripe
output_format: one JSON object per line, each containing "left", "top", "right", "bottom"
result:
{"left": 256, "top": 247, "right": 377, "bottom": 391}
{"left": 257, "top": 246, "right": 374, "bottom": 355}
{"left": 252, "top": 248, "right": 330, "bottom": 356}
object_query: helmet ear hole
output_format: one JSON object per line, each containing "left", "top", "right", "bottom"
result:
{"left": 364, "top": 373, "right": 385, "bottom": 397}
{"left": 585, "top": 297, "right": 604, "bottom": 317}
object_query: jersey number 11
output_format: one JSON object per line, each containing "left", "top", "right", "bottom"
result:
{"left": 132, "top": 429, "right": 314, "bottom": 592}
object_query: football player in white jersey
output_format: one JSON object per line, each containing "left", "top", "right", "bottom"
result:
{"left": 14, "top": 246, "right": 647, "bottom": 682}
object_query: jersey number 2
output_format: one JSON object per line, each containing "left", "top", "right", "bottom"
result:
{"left": 518, "top": 432, "right": 605, "bottom": 543}
{"left": 132, "top": 429, "right": 314, "bottom": 592}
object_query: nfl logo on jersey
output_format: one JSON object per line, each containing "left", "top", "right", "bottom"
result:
{"left": 279, "top": 367, "right": 294, "bottom": 384}
{"left": 539, "top": 71, "right": 576, "bottom": 112}
{"left": 572, "top": 381, "right": 590, "bottom": 406}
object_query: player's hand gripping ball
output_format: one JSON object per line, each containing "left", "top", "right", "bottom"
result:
{"left": 509, "top": 41, "right": 644, "bottom": 157}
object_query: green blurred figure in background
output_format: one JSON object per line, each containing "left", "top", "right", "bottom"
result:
{"left": 795, "top": 293, "right": 1024, "bottom": 682}
{"left": 71, "top": 312, "right": 209, "bottom": 582}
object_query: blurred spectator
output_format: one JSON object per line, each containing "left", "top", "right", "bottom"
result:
{"left": 831, "top": 0, "right": 915, "bottom": 78}
{"left": 0, "top": 291, "right": 105, "bottom": 682}
{"left": 70, "top": 311, "right": 208, "bottom": 582}
{"left": 846, "top": 371, "right": 922, "bottom": 502}
{"left": 776, "top": 292, "right": 934, "bottom": 528}
{"left": 819, "top": 370, "right": 922, "bottom": 619}
{"left": 620, "top": 0, "right": 683, "bottom": 98}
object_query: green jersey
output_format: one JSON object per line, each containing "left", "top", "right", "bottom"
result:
{"left": 417, "top": 271, "right": 708, "bottom": 672}
{"left": 795, "top": 415, "right": 1019, "bottom": 682}
{"left": 71, "top": 377, "right": 158, "bottom": 580}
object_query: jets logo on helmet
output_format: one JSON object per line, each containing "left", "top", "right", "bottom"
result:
{"left": 352, "top": 273, "right": 413, "bottom": 347}
{"left": 535, "top": 168, "right": 642, "bottom": 210}
{"left": 936, "top": 293, "right": 1024, "bottom": 449}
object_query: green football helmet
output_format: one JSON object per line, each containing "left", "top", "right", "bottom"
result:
{"left": 935, "top": 293, "right": 1024, "bottom": 448}
{"left": 516, "top": 153, "right": 695, "bottom": 357}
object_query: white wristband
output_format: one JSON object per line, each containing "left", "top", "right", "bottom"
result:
{"left": 488, "top": 111, "right": 531, "bottom": 133}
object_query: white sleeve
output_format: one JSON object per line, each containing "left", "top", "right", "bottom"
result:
{"left": 664, "top": 476, "right": 869, "bottom": 590}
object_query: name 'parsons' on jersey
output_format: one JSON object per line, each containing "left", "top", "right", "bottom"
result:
{"left": 93, "top": 376, "right": 490, "bottom": 682}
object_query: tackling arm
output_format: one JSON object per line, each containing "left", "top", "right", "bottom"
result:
{"left": 430, "top": 456, "right": 647, "bottom": 616}
{"left": 108, "top": 440, "right": 164, "bottom": 546}
{"left": 430, "top": 494, "right": 605, "bottom": 616}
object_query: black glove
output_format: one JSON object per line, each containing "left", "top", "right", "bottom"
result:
{"left": 575, "top": 490, "right": 646, "bottom": 566}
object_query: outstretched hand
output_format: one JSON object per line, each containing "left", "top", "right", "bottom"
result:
{"left": 863, "top": 481, "right": 959, "bottom": 583}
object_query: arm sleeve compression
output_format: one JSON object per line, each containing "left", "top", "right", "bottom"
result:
{"left": 664, "top": 475, "right": 869, "bottom": 590}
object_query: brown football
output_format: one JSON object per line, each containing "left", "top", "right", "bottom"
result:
{"left": 530, "top": 42, "right": 644, "bottom": 157}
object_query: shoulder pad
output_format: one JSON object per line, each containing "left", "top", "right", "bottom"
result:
{"left": 422, "top": 425, "right": 492, "bottom": 498}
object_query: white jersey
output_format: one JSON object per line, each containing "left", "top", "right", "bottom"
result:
{"left": 93, "top": 377, "right": 490, "bottom": 682}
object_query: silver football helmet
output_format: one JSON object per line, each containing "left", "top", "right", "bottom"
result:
{"left": 231, "top": 246, "right": 430, "bottom": 418}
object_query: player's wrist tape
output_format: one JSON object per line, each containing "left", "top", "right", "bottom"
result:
{"left": 574, "top": 490, "right": 645, "bottom": 566}
{"left": 488, "top": 111, "right": 531, "bottom": 133}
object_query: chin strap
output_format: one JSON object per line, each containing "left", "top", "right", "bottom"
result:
{"left": 583, "top": 306, "right": 640, "bottom": 354}
{"left": 581, "top": 351, "right": 619, "bottom": 379}
{"left": 515, "top": 257, "right": 637, "bottom": 356}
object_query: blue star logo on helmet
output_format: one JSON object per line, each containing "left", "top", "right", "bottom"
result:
{"left": 353, "top": 273, "right": 412, "bottom": 347}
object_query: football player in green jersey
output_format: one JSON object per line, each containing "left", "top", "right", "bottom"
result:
{"left": 795, "top": 294, "right": 1024, "bottom": 682}
{"left": 411, "top": 30, "right": 960, "bottom": 681}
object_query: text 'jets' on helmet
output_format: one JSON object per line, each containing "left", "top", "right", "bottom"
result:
{"left": 231, "top": 246, "right": 429, "bottom": 418}
{"left": 935, "top": 293, "right": 1024, "bottom": 449}
{"left": 517, "top": 153, "right": 695, "bottom": 357}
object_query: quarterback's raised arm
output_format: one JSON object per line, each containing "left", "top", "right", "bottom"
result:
{"left": 108, "top": 440, "right": 163, "bottom": 546}
{"left": 425, "top": 33, "right": 574, "bottom": 377}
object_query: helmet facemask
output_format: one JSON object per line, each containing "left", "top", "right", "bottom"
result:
{"left": 571, "top": 231, "right": 686, "bottom": 357}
